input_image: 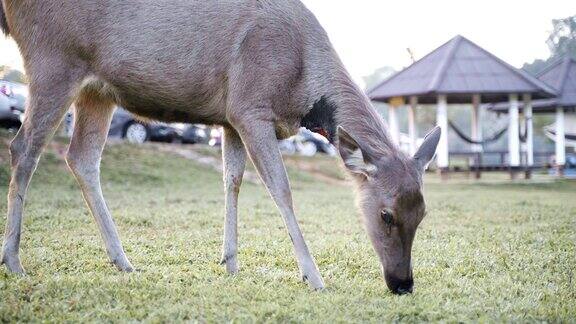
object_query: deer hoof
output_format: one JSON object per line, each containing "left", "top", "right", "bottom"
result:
{"left": 220, "top": 254, "right": 239, "bottom": 274}
{"left": 1, "top": 254, "right": 26, "bottom": 274}
{"left": 302, "top": 269, "right": 325, "bottom": 290}
{"left": 112, "top": 257, "right": 135, "bottom": 273}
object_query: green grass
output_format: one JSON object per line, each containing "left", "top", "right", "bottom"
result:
{"left": 0, "top": 133, "right": 575, "bottom": 322}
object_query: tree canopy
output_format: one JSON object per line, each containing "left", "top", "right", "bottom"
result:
{"left": 0, "top": 65, "right": 27, "bottom": 84}
{"left": 362, "top": 66, "right": 396, "bottom": 91}
{"left": 523, "top": 15, "right": 576, "bottom": 75}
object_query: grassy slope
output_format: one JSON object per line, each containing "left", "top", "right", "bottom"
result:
{"left": 0, "top": 133, "right": 574, "bottom": 322}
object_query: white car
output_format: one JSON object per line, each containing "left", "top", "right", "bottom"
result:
{"left": 0, "top": 81, "right": 24, "bottom": 130}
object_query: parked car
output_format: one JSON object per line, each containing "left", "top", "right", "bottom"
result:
{"left": 549, "top": 153, "right": 576, "bottom": 178}
{"left": 179, "top": 124, "right": 210, "bottom": 144}
{"left": 299, "top": 128, "right": 336, "bottom": 156}
{"left": 0, "top": 81, "right": 26, "bottom": 131}
{"left": 108, "top": 107, "right": 180, "bottom": 144}
{"left": 208, "top": 127, "right": 223, "bottom": 147}
{"left": 279, "top": 128, "right": 336, "bottom": 156}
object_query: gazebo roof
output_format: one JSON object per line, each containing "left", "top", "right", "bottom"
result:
{"left": 488, "top": 56, "right": 576, "bottom": 114}
{"left": 368, "top": 35, "right": 557, "bottom": 104}
{"left": 535, "top": 56, "right": 576, "bottom": 108}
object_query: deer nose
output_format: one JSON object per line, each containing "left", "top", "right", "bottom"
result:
{"left": 394, "top": 280, "right": 414, "bottom": 295}
{"left": 385, "top": 273, "right": 414, "bottom": 295}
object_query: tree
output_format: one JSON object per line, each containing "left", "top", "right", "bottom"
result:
{"left": 523, "top": 58, "right": 551, "bottom": 76}
{"left": 0, "top": 65, "right": 27, "bottom": 84}
{"left": 523, "top": 15, "right": 576, "bottom": 75}
{"left": 362, "top": 66, "right": 396, "bottom": 91}
{"left": 547, "top": 16, "right": 576, "bottom": 59}
{"left": 2, "top": 69, "right": 27, "bottom": 84}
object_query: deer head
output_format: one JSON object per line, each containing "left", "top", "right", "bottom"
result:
{"left": 338, "top": 126, "right": 441, "bottom": 294}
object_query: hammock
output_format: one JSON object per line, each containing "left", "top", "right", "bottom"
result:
{"left": 448, "top": 120, "right": 508, "bottom": 145}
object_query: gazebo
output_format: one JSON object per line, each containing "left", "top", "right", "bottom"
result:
{"left": 368, "top": 35, "right": 556, "bottom": 178}
{"left": 489, "top": 56, "right": 576, "bottom": 176}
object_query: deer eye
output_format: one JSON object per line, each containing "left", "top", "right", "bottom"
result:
{"left": 381, "top": 210, "right": 394, "bottom": 225}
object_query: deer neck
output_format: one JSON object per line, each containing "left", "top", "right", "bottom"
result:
{"left": 330, "top": 77, "right": 397, "bottom": 155}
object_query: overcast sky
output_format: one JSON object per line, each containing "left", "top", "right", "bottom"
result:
{"left": 301, "top": 0, "right": 574, "bottom": 85}
{"left": 1, "top": 1, "right": 574, "bottom": 87}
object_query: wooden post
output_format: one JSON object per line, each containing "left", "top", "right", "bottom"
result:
{"left": 471, "top": 94, "right": 482, "bottom": 179}
{"left": 523, "top": 94, "right": 534, "bottom": 179}
{"left": 388, "top": 105, "right": 400, "bottom": 146}
{"left": 555, "top": 106, "right": 566, "bottom": 177}
{"left": 508, "top": 94, "right": 520, "bottom": 179}
{"left": 408, "top": 96, "right": 418, "bottom": 156}
{"left": 437, "top": 95, "right": 449, "bottom": 178}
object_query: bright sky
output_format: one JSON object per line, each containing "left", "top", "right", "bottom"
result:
{"left": 301, "top": 0, "right": 574, "bottom": 85}
{"left": 1, "top": 1, "right": 574, "bottom": 87}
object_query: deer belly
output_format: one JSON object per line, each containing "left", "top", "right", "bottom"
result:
{"left": 101, "top": 80, "right": 227, "bottom": 124}
{"left": 119, "top": 97, "right": 227, "bottom": 125}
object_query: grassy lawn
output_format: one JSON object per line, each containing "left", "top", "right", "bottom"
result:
{"left": 0, "top": 132, "right": 575, "bottom": 322}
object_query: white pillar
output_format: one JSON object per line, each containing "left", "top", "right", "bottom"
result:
{"left": 408, "top": 96, "right": 418, "bottom": 156}
{"left": 471, "top": 94, "right": 483, "bottom": 152}
{"left": 436, "top": 95, "right": 449, "bottom": 169}
{"left": 508, "top": 94, "right": 521, "bottom": 167}
{"left": 555, "top": 107, "right": 566, "bottom": 170}
{"left": 388, "top": 105, "right": 400, "bottom": 146}
{"left": 523, "top": 94, "right": 534, "bottom": 168}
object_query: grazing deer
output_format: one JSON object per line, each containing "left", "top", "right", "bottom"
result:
{"left": 0, "top": 0, "right": 440, "bottom": 294}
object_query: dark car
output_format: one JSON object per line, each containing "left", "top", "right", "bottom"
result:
{"left": 180, "top": 124, "right": 210, "bottom": 144}
{"left": 108, "top": 107, "right": 179, "bottom": 143}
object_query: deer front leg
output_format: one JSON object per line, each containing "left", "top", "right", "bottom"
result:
{"left": 220, "top": 127, "right": 246, "bottom": 274}
{"left": 2, "top": 65, "right": 83, "bottom": 274}
{"left": 233, "top": 118, "right": 325, "bottom": 290}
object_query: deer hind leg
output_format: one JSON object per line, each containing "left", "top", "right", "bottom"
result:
{"left": 229, "top": 113, "right": 324, "bottom": 290}
{"left": 66, "top": 94, "right": 133, "bottom": 272}
{"left": 1, "top": 67, "right": 82, "bottom": 274}
{"left": 220, "top": 126, "right": 247, "bottom": 274}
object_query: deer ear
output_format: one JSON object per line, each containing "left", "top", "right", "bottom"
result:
{"left": 414, "top": 126, "right": 441, "bottom": 170}
{"left": 337, "top": 126, "right": 377, "bottom": 178}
